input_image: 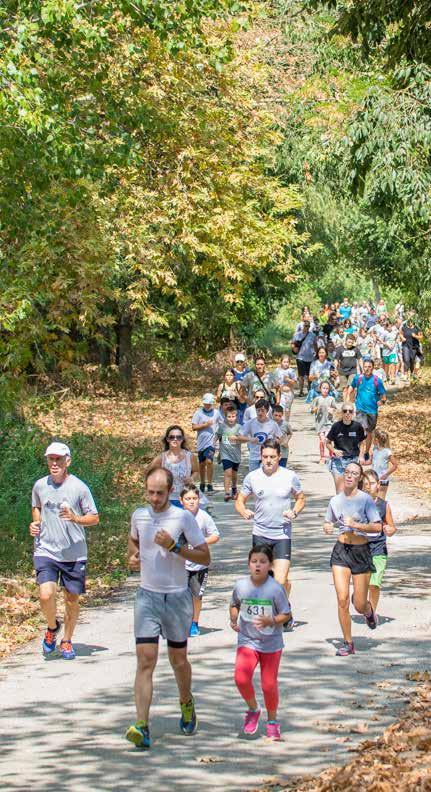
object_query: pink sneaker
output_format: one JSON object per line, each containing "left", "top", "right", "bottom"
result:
{"left": 266, "top": 721, "right": 281, "bottom": 741}
{"left": 243, "top": 709, "right": 261, "bottom": 735}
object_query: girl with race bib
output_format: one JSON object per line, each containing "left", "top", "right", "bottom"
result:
{"left": 230, "top": 544, "right": 292, "bottom": 741}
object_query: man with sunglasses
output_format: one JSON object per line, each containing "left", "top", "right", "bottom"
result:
{"left": 326, "top": 405, "right": 366, "bottom": 492}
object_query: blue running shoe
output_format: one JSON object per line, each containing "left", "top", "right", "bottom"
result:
{"left": 189, "top": 622, "right": 200, "bottom": 637}
{"left": 180, "top": 696, "right": 198, "bottom": 735}
{"left": 42, "top": 619, "right": 61, "bottom": 655}
{"left": 125, "top": 721, "right": 151, "bottom": 749}
{"left": 59, "top": 639, "right": 76, "bottom": 659}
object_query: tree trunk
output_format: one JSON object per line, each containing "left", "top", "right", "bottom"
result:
{"left": 372, "top": 277, "right": 381, "bottom": 302}
{"left": 116, "top": 317, "right": 133, "bottom": 390}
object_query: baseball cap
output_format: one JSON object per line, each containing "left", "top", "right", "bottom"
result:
{"left": 234, "top": 353, "right": 245, "bottom": 362}
{"left": 202, "top": 393, "right": 215, "bottom": 404}
{"left": 44, "top": 442, "right": 71, "bottom": 457}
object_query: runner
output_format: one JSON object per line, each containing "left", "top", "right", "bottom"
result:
{"left": 29, "top": 442, "right": 99, "bottom": 659}
{"left": 180, "top": 483, "right": 220, "bottom": 637}
{"left": 126, "top": 467, "right": 210, "bottom": 749}
{"left": 348, "top": 360, "right": 387, "bottom": 459}
{"left": 326, "top": 404, "right": 366, "bottom": 492}
{"left": 306, "top": 346, "right": 334, "bottom": 403}
{"left": 401, "top": 317, "right": 423, "bottom": 382}
{"left": 362, "top": 470, "right": 397, "bottom": 621}
{"left": 192, "top": 393, "right": 220, "bottom": 495}
{"left": 292, "top": 320, "right": 317, "bottom": 397}
{"left": 243, "top": 389, "right": 268, "bottom": 422}
{"left": 235, "top": 439, "right": 305, "bottom": 610}
{"left": 216, "top": 367, "right": 245, "bottom": 408}
{"left": 311, "top": 381, "right": 336, "bottom": 463}
{"left": 339, "top": 298, "right": 352, "bottom": 321}
{"left": 147, "top": 425, "right": 199, "bottom": 507}
{"left": 333, "top": 334, "right": 362, "bottom": 402}
{"left": 216, "top": 404, "right": 242, "bottom": 501}
{"left": 230, "top": 544, "right": 292, "bottom": 740}
{"left": 243, "top": 356, "right": 279, "bottom": 407}
{"left": 323, "top": 462, "right": 382, "bottom": 656}
{"left": 273, "top": 354, "right": 297, "bottom": 420}
{"left": 380, "top": 320, "right": 399, "bottom": 385}
{"left": 232, "top": 353, "right": 250, "bottom": 381}
{"left": 272, "top": 404, "right": 292, "bottom": 468}
{"left": 237, "top": 399, "right": 282, "bottom": 472}
{"left": 369, "top": 428, "right": 398, "bottom": 498}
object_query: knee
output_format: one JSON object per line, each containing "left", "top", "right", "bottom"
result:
{"left": 65, "top": 592, "right": 80, "bottom": 605}
{"left": 352, "top": 596, "right": 366, "bottom": 614}
{"left": 169, "top": 653, "right": 188, "bottom": 673}
{"left": 337, "top": 594, "right": 350, "bottom": 611}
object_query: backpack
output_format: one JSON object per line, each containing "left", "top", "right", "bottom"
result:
{"left": 357, "top": 373, "right": 380, "bottom": 389}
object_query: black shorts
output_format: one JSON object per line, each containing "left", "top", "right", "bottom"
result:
{"left": 252, "top": 534, "right": 291, "bottom": 561}
{"left": 188, "top": 568, "right": 209, "bottom": 599}
{"left": 330, "top": 541, "right": 375, "bottom": 575}
{"left": 297, "top": 359, "right": 312, "bottom": 378}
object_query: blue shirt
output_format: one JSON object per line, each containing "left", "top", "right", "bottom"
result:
{"left": 351, "top": 373, "right": 386, "bottom": 415}
{"left": 339, "top": 305, "right": 352, "bottom": 320}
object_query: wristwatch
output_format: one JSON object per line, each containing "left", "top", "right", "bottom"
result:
{"left": 170, "top": 542, "right": 182, "bottom": 555}
{"left": 292, "top": 510, "right": 298, "bottom": 519}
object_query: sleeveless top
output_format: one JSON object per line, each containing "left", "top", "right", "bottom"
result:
{"left": 161, "top": 451, "right": 193, "bottom": 499}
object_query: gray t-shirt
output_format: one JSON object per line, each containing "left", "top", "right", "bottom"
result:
{"left": 242, "top": 371, "right": 276, "bottom": 401}
{"left": 231, "top": 575, "right": 291, "bottom": 653}
{"left": 241, "top": 466, "right": 302, "bottom": 540}
{"left": 131, "top": 505, "right": 205, "bottom": 593}
{"left": 186, "top": 508, "right": 219, "bottom": 572}
{"left": 295, "top": 331, "right": 316, "bottom": 363}
{"left": 326, "top": 491, "right": 382, "bottom": 539}
{"left": 241, "top": 418, "right": 282, "bottom": 462}
{"left": 371, "top": 446, "right": 392, "bottom": 481}
{"left": 311, "top": 395, "right": 337, "bottom": 433}
{"left": 32, "top": 474, "right": 98, "bottom": 562}
{"left": 192, "top": 407, "right": 220, "bottom": 452}
{"left": 217, "top": 422, "right": 242, "bottom": 464}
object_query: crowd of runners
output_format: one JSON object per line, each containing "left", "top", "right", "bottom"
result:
{"left": 27, "top": 297, "right": 424, "bottom": 749}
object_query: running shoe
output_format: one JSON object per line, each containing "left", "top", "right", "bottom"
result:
{"left": 189, "top": 621, "right": 200, "bottom": 637}
{"left": 125, "top": 721, "right": 151, "bottom": 749}
{"left": 59, "top": 639, "right": 76, "bottom": 660}
{"left": 42, "top": 619, "right": 61, "bottom": 655}
{"left": 199, "top": 483, "right": 205, "bottom": 493}
{"left": 266, "top": 721, "right": 281, "bottom": 741}
{"left": 180, "top": 696, "right": 198, "bottom": 735}
{"left": 243, "top": 708, "right": 261, "bottom": 735}
{"left": 207, "top": 484, "right": 214, "bottom": 495}
{"left": 224, "top": 493, "right": 231, "bottom": 502}
{"left": 231, "top": 487, "right": 238, "bottom": 500}
{"left": 336, "top": 641, "right": 355, "bottom": 656}
{"left": 365, "top": 605, "right": 377, "bottom": 630}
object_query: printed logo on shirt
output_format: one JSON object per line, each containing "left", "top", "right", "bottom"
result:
{"left": 254, "top": 432, "right": 268, "bottom": 444}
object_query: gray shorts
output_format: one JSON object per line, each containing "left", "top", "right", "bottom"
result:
{"left": 356, "top": 410, "right": 377, "bottom": 433}
{"left": 134, "top": 587, "right": 193, "bottom": 646}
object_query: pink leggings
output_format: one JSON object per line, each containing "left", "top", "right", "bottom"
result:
{"left": 234, "top": 646, "right": 282, "bottom": 713}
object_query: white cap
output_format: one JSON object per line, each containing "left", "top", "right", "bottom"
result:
{"left": 202, "top": 393, "right": 215, "bottom": 404}
{"left": 235, "top": 353, "right": 245, "bottom": 362}
{"left": 44, "top": 442, "right": 71, "bottom": 457}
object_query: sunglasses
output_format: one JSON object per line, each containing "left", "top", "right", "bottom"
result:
{"left": 342, "top": 409, "right": 354, "bottom": 414}
{"left": 168, "top": 434, "right": 183, "bottom": 440}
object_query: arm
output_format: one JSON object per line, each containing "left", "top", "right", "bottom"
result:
{"left": 229, "top": 603, "right": 240, "bottom": 632}
{"left": 128, "top": 535, "right": 140, "bottom": 570}
{"left": 29, "top": 506, "right": 42, "bottom": 536}
{"left": 154, "top": 531, "right": 211, "bottom": 566}
{"left": 383, "top": 502, "right": 397, "bottom": 537}
{"left": 59, "top": 505, "right": 99, "bottom": 526}
{"left": 343, "top": 516, "right": 382, "bottom": 533}
{"left": 191, "top": 453, "right": 200, "bottom": 481}
{"left": 216, "top": 383, "right": 223, "bottom": 401}
{"left": 381, "top": 454, "right": 398, "bottom": 480}
{"left": 192, "top": 420, "right": 212, "bottom": 431}
{"left": 283, "top": 490, "right": 305, "bottom": 521}
{"left": 235, "top": 490, "right": 254, "bottom": 520}
{"left": 146, "top": 454, "right": 162, "bottom": 474}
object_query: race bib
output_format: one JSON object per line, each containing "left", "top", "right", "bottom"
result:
{"left": 240, "top": 598, "right": 274, "bottom": 634}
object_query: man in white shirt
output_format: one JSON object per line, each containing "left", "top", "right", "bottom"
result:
{"left": 125, "top": 467, "right": 210, "bottom": 750}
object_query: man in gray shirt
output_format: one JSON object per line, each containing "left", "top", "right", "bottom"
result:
{"left": 30, "top": 442, "right": 99, "bottom": 660}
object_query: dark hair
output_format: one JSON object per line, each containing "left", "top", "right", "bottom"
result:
{"left": 273, "top": 405, "right": 284, "bottom": 413}
{"left": 145, "top": 466, "right": 174, "bottom": 491}
{"left": 255, "top": 398, "right": 270, "bottom": 411}
{"left": 254, "top": 355, "right": 265, "bottom": 364}
{"left": 248, "top": 543, "right": 273, "bottom": 564}
{"left": 163, "top": 425, "right": 188, "bottom": 451}
{"left": 344, "top": 460, "right": 364, "bottom": 488}
{"left": 224, "top": 367, "right": 235, "bottom": 378}
{"left": 220, "top": 396, "right": 234, "bottom": 406}
{"left": 261, "top": 438, "right": 281, "bottom": 455}
{"left": 180, "top": 483, "right": 200, "bottom": 499}
{"left": 226, "top": 405, "right": 238, "bottom": 414}
{"left": 363, "top": 469, "right": 379, "bottom": 484}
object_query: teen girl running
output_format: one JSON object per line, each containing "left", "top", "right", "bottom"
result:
{"left": 230, "top": 544, "right": 292, "bottom": 740}
{"left": 362, "top": 470, "right": 397, "bottom": 621}
{"left": 370, "top": 428, "right": 398, "bottom": 498}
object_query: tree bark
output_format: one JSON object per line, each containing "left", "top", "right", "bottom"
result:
{"left": 116, "top": 316, "right": 133, "bottom": 390}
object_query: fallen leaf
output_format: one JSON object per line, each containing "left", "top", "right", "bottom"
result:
{"left": 198, "top": 756, "right": 224, "bottom": 764}
{"left": 349, "top": 722, "right": 368, "bottom": 734}
{"left": 406, "top": 671, "right": 430, "bottom": 682}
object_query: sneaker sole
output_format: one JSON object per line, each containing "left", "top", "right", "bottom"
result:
{"left": 126, "top": 728, "right": 150, "bottom": 749}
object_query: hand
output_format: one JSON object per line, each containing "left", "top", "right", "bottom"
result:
{"left": 358, "top": 456, "right": 366, "bottom": 465}
{"left": 230, "top": 620, "right": 240, "bottom": 633}
{"left": 334, "top": 449, "right": 343, "bottom": 458}
{"left": 29, "top": 521, "right": 41, "bottom": 537}
{"left": 283, "top": 509, "right": 296, "bottom": 521}
{"left": 59, "top": 506, "right": 76, "bottom": 521}
{"left": 251, "top": 437, "right": 260, "bottom": 444}
{"left": 323, "top": 521, "right": 334, "bottom": 535}
{"left": 229, "top": 435, "right": 238, "bottom": 444}
{"left": 206, "top": 420, "right": 214, "bottom": 428}
{"left": 343, "top": 516, "right": 355, "bottom": 529}
{"left": 254, "top": 615, "right": 274, "bottom": 630}
{"left": 154, "top": 529, "right": 175, "bottom": 549}
{"left": 383, "top": 523, "right": 396, "bottom": 537}
{"left": 128, "top": 551, "right": 140, "bottom": 571}
{"left": 240, "top": 508, "right": 254, "bottom": 521}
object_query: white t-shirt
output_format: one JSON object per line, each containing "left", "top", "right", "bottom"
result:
{"left": 192, "top": 407, "right": 221, "bottom": 452}
{"left": 130, "top": 505, "right": 205, "bottom": 593}
{"left": 242, "top": 418, "right": 282, "bottom": 462}
{"left": 186, "top": 509, "right": 219, "bottom": 572}
{"left": 241, "top": 466, "right": 302, "bottom": 540}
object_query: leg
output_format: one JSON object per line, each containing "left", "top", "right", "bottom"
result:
{"left": 199, "top": 459, "right": 206, "bottom": 487}
{"left": 369, "top": 584, "right": 380, "bottom": 612}
{"left": 332, "top": 565, "right": 352, "bottom": 642}
{"left": 39, "top": 582, "right": 58, "bottom": 629}
{"left": 260, "top": 650, "right": 282, "bottom": 721}
{"left": 298, "top": 375, "right": 304, "bottom": 395}
{"left": 364, "top": 429, "right": 373, "bottom": 456}
{"left": 231, "top": 468, "right": 238, "bottom": 491}
{"left": 206, "top": 459, "right": 214, "bottom": 485}
{"left": 334, "top": 473, "right": 344, "bottom": 493}
{"left": 273, "top": 558, "right": 291, "bottom": 597}
{"left": 318, "top": 432, "right": 326, "bottom": 461}
{"left": 63, "top": 590, "right": 80, "bottom": 641}
{"left": 234, "top": 646, "right": 259, "bottom": 709}
{"left": 223, "top": 467, "right": 232, "bottom": 495}
{"left": 192, "top": 596, "right": 202, "bottom": 623}
{"left": 168, "top": 645, "right": 192, "bottom": 704}
{"left": 135, "top": 642, "right": 159, "bottom": 723}
{"left": 351, "top": 571, "right": 372, "bottom": 614}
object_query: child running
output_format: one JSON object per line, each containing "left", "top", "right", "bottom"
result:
{"left": 181, "top": 484, "right": 220, "bottom": 637}
{"left": 311, "top": 381, "right": 336, "bottom": 463}
{"left": 230, "top": 544, "right": 292, "bottom": 740}
{"left": 272, "top": 405, "right": 292, "bottom": 467}
{"left": 192, "top": 393, "right": 220, "bottom": 495}
{"left": 216, "top": 404, "right": 242, "bottom": 501}
{"left": 362, "top": 470, "right": 397, "bottom": 622}
{"left": 370, "top": 428, "right": 398, "bottom": 498}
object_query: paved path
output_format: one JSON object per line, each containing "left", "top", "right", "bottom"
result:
{"left": 2, "top": 398, "right": 431, "bottom": 791}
